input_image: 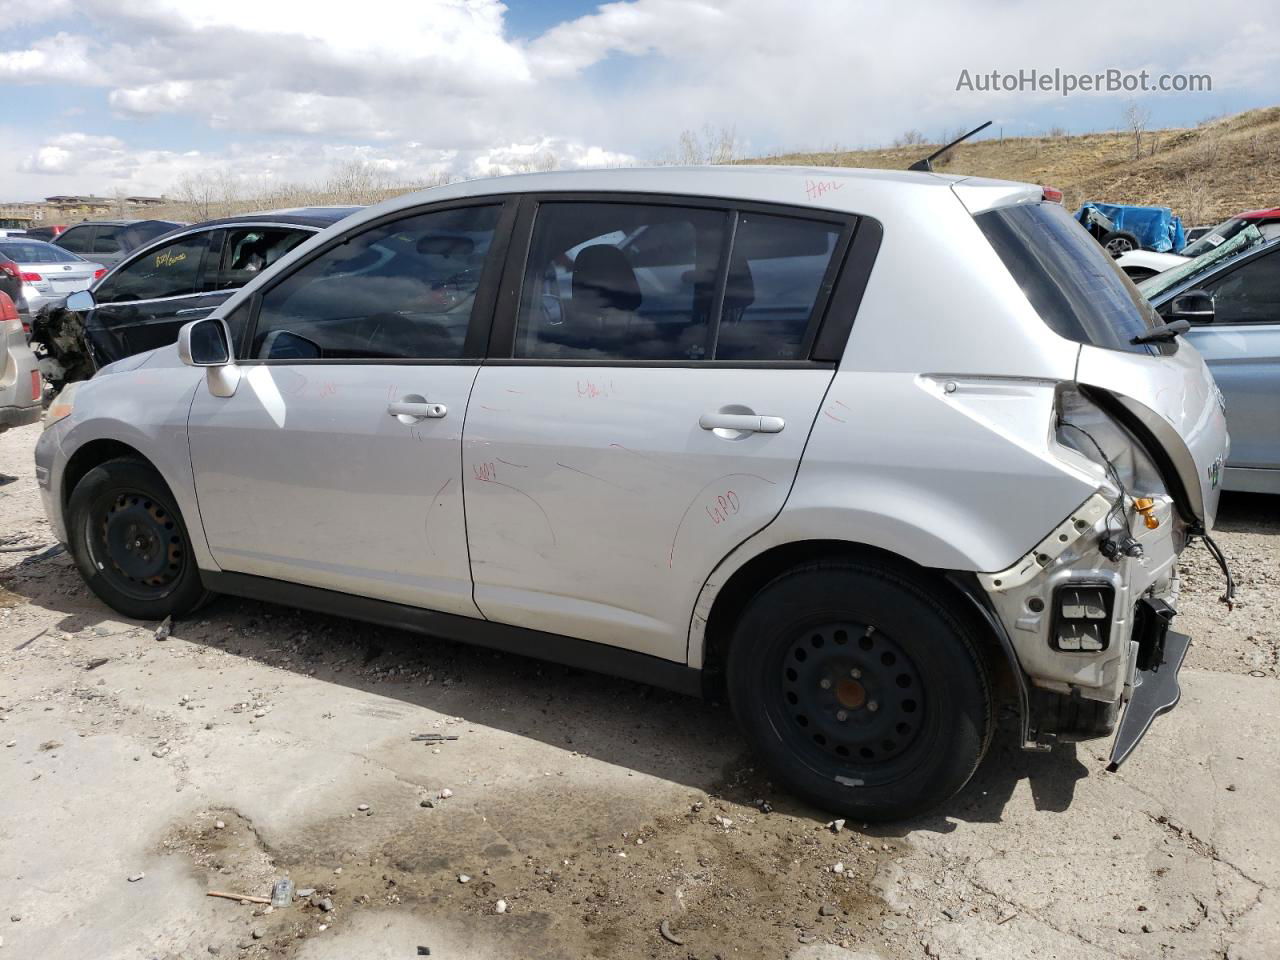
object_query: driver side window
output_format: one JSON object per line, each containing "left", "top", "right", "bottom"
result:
{"left": 250, "top": 205, "right": 501, "bottom": 361}
{"left": 94, "top": 233, "right": 212, "bottom": 304}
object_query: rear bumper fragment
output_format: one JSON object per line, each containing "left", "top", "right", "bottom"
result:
{"left": 1106, "top": 629, "right": 1190, "bottom": 771}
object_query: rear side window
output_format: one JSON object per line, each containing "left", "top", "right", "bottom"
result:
{"left": 513, "top": 203, "right": 842, "bottom": 362}
{"left": 213, "top": 227, "right": 312, "bottom": 291}
{"left": 977, "top": 201, "right": 1158, "bottom": 352}
{"left": 0, "top": 241, "right": 81, "bottom": 264}
{"left": 715, "top": 213, "right": 840, "bottom": 361}
{"left": 57, "top": 226, "right": 93, "bottom": 253}
{"left": 251, "top": 204, "right": 501, "bottom": 361}
{"left": 93, "top": 228, "right": 122, "bottom": 254}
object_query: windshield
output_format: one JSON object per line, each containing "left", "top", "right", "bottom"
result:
{"left": 1138, "top": 223, "right": 1264, "bottom": 300}
{"left": 1179, "top": 217, "right": 1252, "bottom": 258}
{"left": 0, "top": 240, "right": 85, "bottom": 264}
{"left": 977, "top": 201, "right": 1158, "bottom": 352}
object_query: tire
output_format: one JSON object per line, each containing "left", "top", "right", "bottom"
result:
{"left": 1101, "top": 230, "right": 1140, "bottom": 257}
{"left": 67, "top": 457, "right": 210, "bottom": 621}
{"left": 726, "top": 561, "right": 993, "bottom": 821}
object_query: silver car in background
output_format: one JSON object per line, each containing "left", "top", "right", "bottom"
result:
{"left": 0, "top": 238, "right": 106, "bottom": 316}
{"left": 1139, "top": 229, "right": 1280, "bottom": 494}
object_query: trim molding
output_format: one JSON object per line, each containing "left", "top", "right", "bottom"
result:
{"left": 201, "top": 570, "right": 703, "bottom": 697}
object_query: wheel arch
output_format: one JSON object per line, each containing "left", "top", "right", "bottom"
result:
{"left": 693, "top": 538, "right": 1020, "bottom": 712}
{"left": 61, "top": 438, "right": 154, "bottom": 508}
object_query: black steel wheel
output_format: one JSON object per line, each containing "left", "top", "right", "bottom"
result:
{"left": 778, "top": 621, "right": 926, "bottom": 778}
{"left": 727, "top": 560, "right": 993, "bottom": 820}
{"left": 68, "top": 457, "right": 210, "bottom": 621}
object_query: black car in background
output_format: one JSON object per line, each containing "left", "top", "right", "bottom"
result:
{"left": 33, "top": 207, "right": 362, "bottom": 388}
{"left": 52, "top": 219, "right": 186, "bottom": 270}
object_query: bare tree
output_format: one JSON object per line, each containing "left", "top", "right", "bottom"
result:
{"left": 669, "top": 125, "right": 740, "bottom": 165}
{"left": 1123, "top": 102, "right": 1151, "bottom": 160}
{"left": 892, "top": 130, "right": 926, "bottom": 148}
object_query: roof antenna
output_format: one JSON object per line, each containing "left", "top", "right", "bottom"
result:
{"left": 907, "top": 121, "right": 992, "bottom": 172}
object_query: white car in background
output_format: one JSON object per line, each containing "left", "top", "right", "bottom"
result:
{"left": 34, "top": 166, "right": 1230, "bottom": 819}
{"left": 0, "top": 237, "right": 106, "bottom": 316}
{"left": 1117, "top": 207, "right": 1280, "bottom": 280}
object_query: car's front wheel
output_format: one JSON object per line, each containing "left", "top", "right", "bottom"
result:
{"left": 726, "top": 560, "right": 993, "bottom": 821}
{"left": 67, "top": 457, "right": 209, "bottom": 621}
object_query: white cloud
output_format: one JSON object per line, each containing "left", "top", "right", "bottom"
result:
{"left": 1, "top": 0, "right": 1278, "bottom": 198}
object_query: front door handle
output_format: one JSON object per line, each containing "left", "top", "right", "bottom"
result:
{"left": 698, "top": 413, "right": 785, "bottom": 434}
{"left": 388, "top": 400, "right": 447, "bottom": 421}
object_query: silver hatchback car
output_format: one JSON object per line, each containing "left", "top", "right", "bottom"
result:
{"left": 35, "top": 167, "right": 1230, "bottom": 819}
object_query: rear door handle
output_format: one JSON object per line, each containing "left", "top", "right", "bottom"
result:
{"left": 698, "top": 413, "right": 785, "bottom": 434}
{"left": 388, "top": 401, "right": 448, "bottom": 420}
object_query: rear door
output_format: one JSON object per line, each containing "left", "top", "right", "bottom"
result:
{"left": 54, "top": 225, "right": 94, "bottom": 256}
{"left": 1169, "top": 245, "right": 1280, "bottom": 483}
{"left": 90, "top": 225, "right": 127, "bottom": 269}
{"left": 188, "top": 200, "right": 512, "bottom": 616}
{"left": 463, "top": 196, "right": 854, "bottom": 661}
{"left": 86, "top": 230, "right": 215, "bottom": 365}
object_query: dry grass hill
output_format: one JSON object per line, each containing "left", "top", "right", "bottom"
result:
{"left": 752, "top": 106, "right": 1280, "bottom": 226}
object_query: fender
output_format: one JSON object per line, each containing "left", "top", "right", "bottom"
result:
{"left": 54, "top": 360, "right": 219, "bottom": 572}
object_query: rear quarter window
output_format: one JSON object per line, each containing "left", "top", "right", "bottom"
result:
{"left": 977, "top": 201, "right": 1159, "bottom": 353}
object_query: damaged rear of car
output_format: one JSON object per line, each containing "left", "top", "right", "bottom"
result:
{"left": 970, "top": 194, "right": 1229, "bottom": 767}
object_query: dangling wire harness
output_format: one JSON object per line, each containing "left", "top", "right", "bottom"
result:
{"left": 1197, "top": 532, "right": 1236, "bottom": 609}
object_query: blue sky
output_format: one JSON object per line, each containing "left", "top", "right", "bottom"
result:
{"left": 1, "top": 0, "right": 1276, "bottom": 201}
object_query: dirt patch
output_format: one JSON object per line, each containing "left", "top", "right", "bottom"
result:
{"left": 158, "top": 768, "right": 906, "bottom": 960}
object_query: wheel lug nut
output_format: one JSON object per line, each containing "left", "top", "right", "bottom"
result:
{"left": 850, "top": 668, "right": 861, "bottom": 679}
{"left": 867, "top": 700, "right": 879, "bottom": 713}
{"left": 836, "top": 710, "right": 848, "bottom": 722}
{"left": 819, "top": 678, "right": 832, "bottom": 690}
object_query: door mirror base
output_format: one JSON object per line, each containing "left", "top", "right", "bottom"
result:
{"left": 206, "top": 364, "right": 241, "bottom": 399}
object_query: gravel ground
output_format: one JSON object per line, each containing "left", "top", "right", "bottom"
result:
{"left": 0, "top": 421, "right": 1276, "bottom": 960}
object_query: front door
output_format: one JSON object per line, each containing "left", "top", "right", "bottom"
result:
{"left": 87, "top": 231, "right": 217, "bottom": 365}
{"left": 463, "top": 198, "right": 853, "bottom": 660}
{"left": 1176, "top": 246, "right": 1280, "bottom": 484}
{"left": 187, "top": 202, "right": 510, "bottom": 616}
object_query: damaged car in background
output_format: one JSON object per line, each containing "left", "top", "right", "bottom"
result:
{"left": 35, "top": 167, "right": 1232, "bottom": 819}
{"left": 30, "top": 207, "right": 362, "bottom": 391}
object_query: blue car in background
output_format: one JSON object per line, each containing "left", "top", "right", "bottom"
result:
{"left": 1075, "top": 202, "right": 1186, "bottom": 258}
{"left": 1139, "top": 226, "right": 1280, "bottom": 494}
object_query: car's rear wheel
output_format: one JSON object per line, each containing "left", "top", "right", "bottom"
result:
{"left": 726, "top": 560, "right": 993, "bottom": 821}
{"left": 67, "top": 457, "right": 209, "bottom": 621}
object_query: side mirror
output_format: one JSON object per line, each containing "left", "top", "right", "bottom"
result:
{"left": 65, "top": 289, "right": 95, "bottom": 313}
{"left": 1168, "top": 290, "right": 1215, "bottom": 323}
{"left": 177, "top": 317, "right": 232, "bottom": 367}
{"left": 178, "top": 317, "right": 240, "bottom": 399}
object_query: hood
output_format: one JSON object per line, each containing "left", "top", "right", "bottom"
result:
{"left": 1076, "top": 341, "right": 1228, "bottom": 530}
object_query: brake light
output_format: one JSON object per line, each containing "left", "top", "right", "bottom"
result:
{"left": 20, "top": 272, "right": 42, "bottom": 283}
{"left": 0, "top": 292, "right": 16, "bottom": 321}
{"left": 30, "top": 370, "right": 41, "bottom": 402}
{"left": 93, "top": 268, "right": 107, "bottom": 280}
{"left": 1042, "top": 186, "right": 1064, "bottom": 204}
{"left": 0, "top": 259, "right": 18, "bottom": 280}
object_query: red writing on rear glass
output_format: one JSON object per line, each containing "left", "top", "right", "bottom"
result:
{"left": 705, "top": 490, "right": 740, "bottom": 525}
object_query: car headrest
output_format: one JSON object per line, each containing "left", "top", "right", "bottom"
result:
{"left": 571, "top": 245, "right": 641, "bottom": 313}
